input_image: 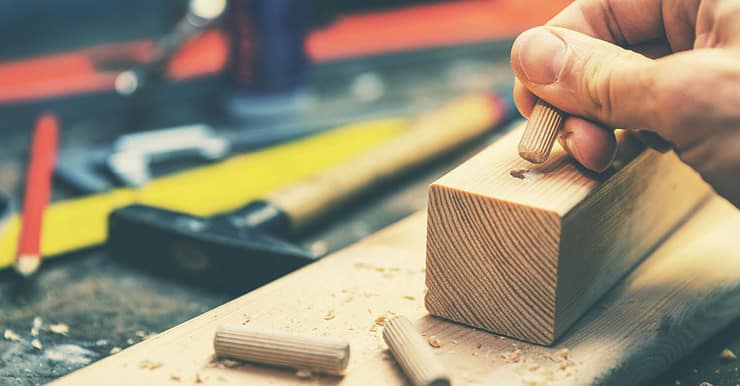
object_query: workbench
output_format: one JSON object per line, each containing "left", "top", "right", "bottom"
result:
{"left": 1, "top": 117, "right": 740, "bottom": 386}
{"left": 1, "top": 37, "right": 739, "bottom": 386}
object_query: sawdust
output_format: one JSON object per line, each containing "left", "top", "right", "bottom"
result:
{"left": 375, "top": 316, "right": 387, "bottom": 326}
{"left": 500, "top": 349, "right": 522, "bottom": 363}
{"left": 139, "top": 360, "right": 163, "bottom": 370}
{"left": 194, "top": 373, "right": 203, "bottom": 383}
{"left": 169, "top": 374, "right": 182, "bottom": 382}
{"left": 550, "top": 348, "right": 569, "bottom": 362}
{"left": 31, "top": 339, "right": 43, "bottom": 350}
{"left": 427, "top": 336, "right": 442, "bottom": 348}
{"left": 402, "top": 295, "right": 416, "bottom": 301}
{"left": 295, "top": 369, "right": 313, "bottom": 379}
{"left": 31, "top": 317, "right": 43, "bottom": 337}
{"left": 324, "top": 310, "right": 336, "bottom": 320}
{"left": 3, "top": 329, "right": 21, "bottom": 342}
{"left": 720, "top": 348, "right": 737, "bottom": 361}
{"left": 49, "top": 323, "right": 70, "bottom": 335}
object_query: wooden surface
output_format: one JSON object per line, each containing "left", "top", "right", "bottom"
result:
{"left": 426, "top": 126, "right": 710, "bottom": 344}
{"left": 50, "top": 196, "right": 740, "bottom": 386}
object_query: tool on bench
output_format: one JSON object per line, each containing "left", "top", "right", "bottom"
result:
{"left": 1, "top": 117, "right": 410, "bottom": 270}
{"left": 15, "top": 114, "right": 59, "bottom": 277}
{"left": 114, "top": 0, "right": 228, "bottom": 97}
{"left": 518, "top": 99, "right": 565, "bottom": 163}
{"left": 107, "top": 91, "right": 514, "bottom": 292}
{"left": 55, "top": 100, "right": 417, "bottom": 193}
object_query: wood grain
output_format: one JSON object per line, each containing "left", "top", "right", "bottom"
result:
{"left": 426, "top": 125, "right": 711, "bottom": 344}
{"left": 49, "top": 196, "right": 739, "bottom": 386}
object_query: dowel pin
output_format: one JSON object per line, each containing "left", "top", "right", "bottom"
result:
{"left": 382, "top": 316, "right": 450, "bottom": 386}
{"left": 518, "top": 99, "right": 565, "bottom": 163}
{"left": 214, "top": 325, "right": 350, "bottom": 374}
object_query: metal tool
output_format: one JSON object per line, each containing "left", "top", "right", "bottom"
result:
{"left": 107, "top": 92, "right": 513, "bottom": 292}
{"left": 114, "top": 0, "right": 228, "bottom": 97}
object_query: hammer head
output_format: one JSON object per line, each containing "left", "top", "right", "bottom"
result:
{"left": 107, "top": 204, "right": 317, "bottom": 293}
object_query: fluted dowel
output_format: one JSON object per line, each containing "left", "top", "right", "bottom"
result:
{"left": 518, "top": 99, "right": 564, "bottom": 163}
{"left": 382, "top": 316, "right": 450, "bottom": 386}
{"left": 214, "top": 325, "right": 350, "bottom": 374}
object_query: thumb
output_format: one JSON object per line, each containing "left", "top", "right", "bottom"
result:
{"left": 511, "top": 26, "right": 661, "bottom": 130}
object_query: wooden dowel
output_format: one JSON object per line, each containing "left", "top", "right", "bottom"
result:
{"left": 382, "top": 316, "right": 450, "bottom": 386}
{"left": 214, "top": 325, "right": 350, "bottom": 374}
{"left": 518, "top": 99, "right": 564, "bottom": 163}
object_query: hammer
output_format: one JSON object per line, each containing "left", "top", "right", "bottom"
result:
{"left": 107, "top": 92, "right": 513, "bottom": 292}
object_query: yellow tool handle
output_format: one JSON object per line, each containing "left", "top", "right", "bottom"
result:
{"left": 270, "top": 92, "right": 505, "bottom": 233}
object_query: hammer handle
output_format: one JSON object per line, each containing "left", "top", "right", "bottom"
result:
{"left": 270, "top": 92, "right": 509, "bottom": 234}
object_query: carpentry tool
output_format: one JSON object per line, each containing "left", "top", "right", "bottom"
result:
{"left": 107, "top": 92, "right": 514, "bottom": 292}
{"left": 114, "top": 0, "right": 228, "bottom": 97}
{"left": 55, "top": 99, "right": 419, "bottom": 193}
{"left": 383, "top": 316, "right": 450, "bottom": 386}
{"left": 15, "top": 114, "right": 59, "bottom": 277}
{"left": 214, "top": 325, "right": 350, "bottom": 374}
{"left": 518, "top": 99, "right": 565, "bottom": 163}
{"left": 1, "top": 117, "right": 410, "bottom": 270}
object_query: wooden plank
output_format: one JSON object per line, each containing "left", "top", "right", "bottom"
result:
{"left": 425, "top": 126, "right": 711, "bottom": 344}
{"left": 49, "top": 196, "right": 740, "bottom": 386}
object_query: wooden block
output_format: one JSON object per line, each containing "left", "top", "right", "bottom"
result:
{"left": 48, "top": 197, "right": 740, "bottom": 386}
{"left": 425, "top": 125, "right": 711, "bottom": 345}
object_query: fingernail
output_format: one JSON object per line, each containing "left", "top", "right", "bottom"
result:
{"left": 516, "top": 28, "right": 567, "bottom": 84}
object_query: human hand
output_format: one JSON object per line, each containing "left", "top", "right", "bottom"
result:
{"left": 510, "top": 0, "right": 740, "bottom": 207}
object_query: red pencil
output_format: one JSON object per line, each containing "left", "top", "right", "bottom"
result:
{"left": 14, "top": 113, "right": 58, "bottom": 277}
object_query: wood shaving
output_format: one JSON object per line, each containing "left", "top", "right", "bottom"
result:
{"left": 295, "top": 369, "right": 313, "bottom": 379}
{"left": 194, "top": 373, "right": 203, "bottom": 383}
{"left": 402, "top": 295, "right": 416, "bottom": 301}
{"left": 110, "top": 347, "right": 122, "bottom": 354}
{"left": 31, "top": 339, "right": 42, "bottom": 350}
{"left": 559, "top": 360, "right": 576, "bottom": 370}
{"left": 216, "top": 358, "right": 242, "bottom": 369}
{"left": 510, "top": 349, "right": 522, "bottom": 363}
{"left": 49, "top": 323, "right": 69, "bottom": 335}
{"left": 324, "top": 310, "right": 336, "bottom": 320}
{"left": 139, "top": 360, "right": 163, "bottom": 370}
{"left": 550, "top": 348, "right": 569, "bottom": 362}
{"left": 720, "top": 348, "right": 737, "bottom": 361}
{"left": 169, "top": 375, "right": 182, "bottom": 382}
{"left": 31, "top": 317, "right": 43, "bottom": 337}
{"left": 3, "top": 329, "right": 21, "bottom": 342}
{"left": 375, "top": 316, "right": 387, "bottom": 326}
{"left": 427, "top": 336, "right": 442, "bottom": 348}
